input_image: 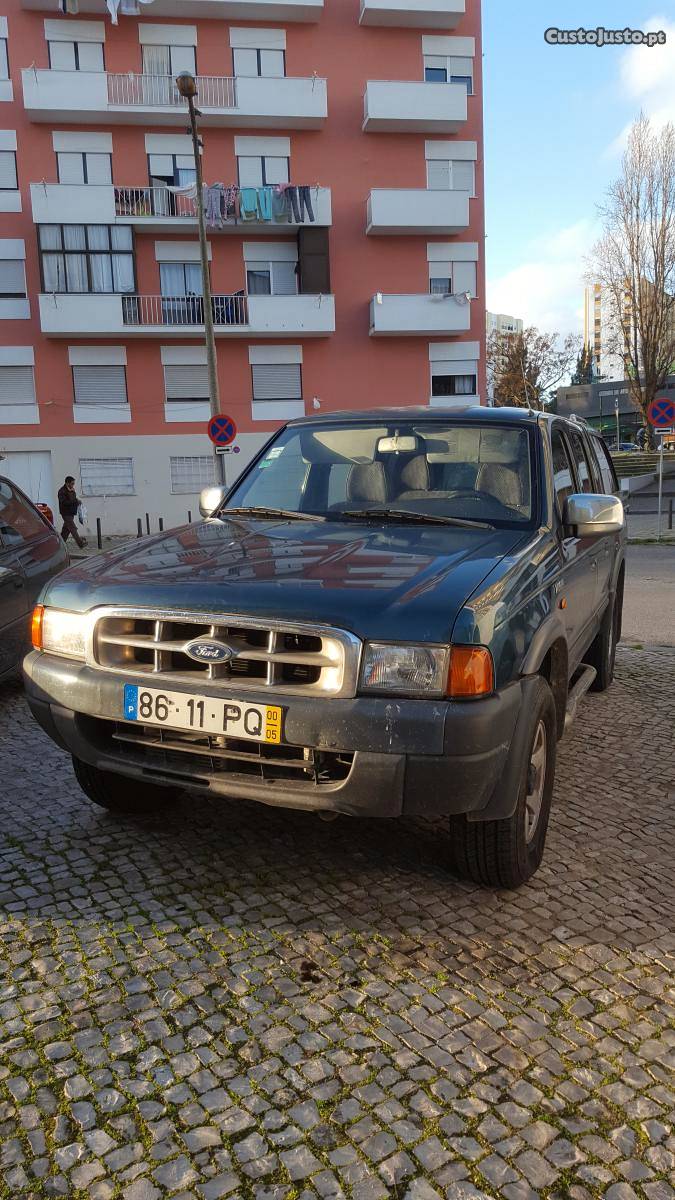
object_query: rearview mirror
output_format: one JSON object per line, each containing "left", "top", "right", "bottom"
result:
{"left": 199, "top": 485, "right": 227, "bottom": 519}
{"left": 563, "top": 493, "right": 624, "bottom": 536}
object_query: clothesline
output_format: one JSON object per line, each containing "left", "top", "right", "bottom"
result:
{"left": 196, "top": 182, "right": 320, "bottom": 227}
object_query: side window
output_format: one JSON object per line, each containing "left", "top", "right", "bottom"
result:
{"left": 567, "top": 429, "right": 594, "bottom": 494}
{"left": 327, "top": 462, "right": 352, "bottom": 509}
{"left": 0, "top": 480, "right": 47, "bottom": 546}
{"left": 550, "top": 429, "right": 575, "bottom": 516}
{"left": 589, "top": 437, "right": 618, "bottom": 495}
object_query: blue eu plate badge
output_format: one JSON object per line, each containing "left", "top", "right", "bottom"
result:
{"left": 124, "top": 684, "right": 138, "bottom": 720}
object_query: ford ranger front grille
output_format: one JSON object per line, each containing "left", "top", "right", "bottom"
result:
{"left": 90, "top": 608, "right": 360, "bottom": 698}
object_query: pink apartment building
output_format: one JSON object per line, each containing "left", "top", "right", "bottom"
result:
{"left": 0, "top": 0, "right": 485, "bottom": 533}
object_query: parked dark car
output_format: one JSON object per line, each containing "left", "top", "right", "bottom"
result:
{"left": 24, "top": 409, "right": 625, "bottom": 887}
{"left": 0, "top": 477, "right": 69, "bottom": 681}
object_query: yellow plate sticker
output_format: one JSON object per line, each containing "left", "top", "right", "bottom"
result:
{"left": 265, "top": 706, "right": 283, "bottom": 743}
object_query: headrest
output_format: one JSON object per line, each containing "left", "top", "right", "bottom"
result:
{"left": 399, "top": 455, "right": 430, "bottom": 492}
{"left": 347, "top": 462, "right": 387, "bottom": 505}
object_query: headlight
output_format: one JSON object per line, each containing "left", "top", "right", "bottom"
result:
{"left": 38, "top": 607, "right": 87, "bottom": 660}
{"left": 360, "top": 643, "right": 450, "bottom": 697}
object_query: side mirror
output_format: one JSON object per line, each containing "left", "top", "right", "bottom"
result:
{"left": 563, "top": 493, "right": 624, "bottom": 536}
{"left": 199, "top": 485, "right": 227, "bottom": 519}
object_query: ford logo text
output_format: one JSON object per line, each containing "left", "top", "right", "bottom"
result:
{"left": 185, "top": 639, "right": 234, "bottom": 664}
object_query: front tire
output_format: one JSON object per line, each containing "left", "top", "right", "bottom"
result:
{"left": 448, "top": 677, "right": 557, "bottom": 888}
{"left": 588, "top": 593, "right": 619, "bottom": 692}
{"left": 72, "top": 756, "right": 181, "bottom": 814}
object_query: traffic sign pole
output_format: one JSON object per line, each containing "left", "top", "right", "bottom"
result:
{"left": 657, "top": 436, "right": 664, "bottom": 542}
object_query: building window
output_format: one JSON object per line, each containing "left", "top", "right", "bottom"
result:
{"left": 233, "top": 46, "right": 285, "bottom": 77}
{"left": 73, "top": 365, "right": 128, "bottom": 407}
{"left": 0, "top": 150, "right": 17, "bottom": 190}
{"left": 251, "top": 362, "right": 302, "bottom": 403}
{"left": 0, "top": 259, "right": 26, "bottom": 299}
{"left": 48, "top": 39, "right": 104, "bottom": 71}
{"left": 142, "top": 43, "right": 195, "bottom": 77}
{"left": 426, "top": 158, "right": 475, "bottom": 194}
{"left": 431, "top": 372, "right": 477, "bottom": 398}
{"left": 429, "top": 275, "right": 451, "bottom": 295}
{"left": 0, "top": 38, "right": 8, "bottom": 80}
{"left": 148, "top": 152, "right": 196, "bottom": 189}
{"left": 57, "top": 151, "right": 112, "bottom": 186}
{"left": 238, "top": 154, "right": 289, "bottom": 188}
{"left": 39, "top": 225, "right": 135, "bottom": 294}
{"left": 170, "top": 456, "right": 217, "bottom": 494}
{"left": 428, "top": 259, "right": 476, "bottom": 298}
{"left": 163, "top": 363, "right": 209, "bottom": 406}
{"left": 246, "top": 256, "right": 297, "bottom": 296}
{"left": 80, "top": 458, "right": 134, "bottom": 497}
{"left": 0, "top": 364, "right": 35, "bottom": 407}
{"left": 424, "top": 55, "right": 473, "bottom": 94}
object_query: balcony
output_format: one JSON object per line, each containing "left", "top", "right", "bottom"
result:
{"left": 369, "top": 293, "right": 471, "bottom": 336}
{"left": 367, "top": 189, "right": 470, "bottom": 235}
{"left": 38, "top": 292, "right": 336, "bottom": 338}
{"left": 363, "top": 81, "right": 467, "bottom": 132}
{"left": 21, "top": 70, "right": 327, "bottom": 129}
{"left": 360, "top": 0, "right": 465, "bottom": 28}
{"left": 20, "top": 0, "right": 323, "bottom": 18}
{"left": 30, "top": 184, "right": 332, "bottom": 234}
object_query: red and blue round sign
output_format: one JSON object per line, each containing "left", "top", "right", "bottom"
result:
{"left": 208, "top": 413, "right": 237, "bottom": 446}
{"left": 647, "top": 396, "right": 675, "bottom": 428}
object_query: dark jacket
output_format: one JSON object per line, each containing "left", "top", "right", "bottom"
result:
{"left": 58, "top": 485, "right": 79, "bottom": 518}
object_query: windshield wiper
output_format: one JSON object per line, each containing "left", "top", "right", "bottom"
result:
{"left": 340, "top": 508, "right": 494, "bottom": 530}
{"left": 221, "top": 506, "right": 326, "bottom": 523}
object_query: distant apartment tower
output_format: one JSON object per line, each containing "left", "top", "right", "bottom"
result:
{"left": 583, "top": 283, "right": 628, "bottom": 381}
{"left": 487, "top": 311, "right": 523, "bottom": 337}
{"left": 0, "top": 0, "right": 486, "bottom": 534}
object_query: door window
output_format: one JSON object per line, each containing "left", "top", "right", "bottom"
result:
{"left": 0, "top": 480, "right": 46, "bottom": 546}
{"left": 551, "top": 429, "right": 575, "bottom": 516}
{"left": 589, "top": 437, "right": 619, "bottom": 495}
{"left": 567, "top": 429, "right": 594, "bottom": 494}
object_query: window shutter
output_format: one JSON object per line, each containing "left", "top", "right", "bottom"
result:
{"left": 77, "top": 40, "right": 104, "bottom": 71}
{"left": 0, "top": 151, "right": 18, "bottom": 189}
{"left": 73, "top": 365, "right": 127, "bottom": 405}
{"left": 170, "top": 456, "right": 217, "bottom": 494}
{"left": 272, "top": 260, "right": 298, "bottom": 296}
{"left": 252, "top": 363, "right": 302, "bottom": 401}
{"left": 0, "top": 260, "right": 26, "bottom": 296}
{"left": 233, "top": 47, "right": 258, "bottom": 76}
{"left": 426, "top": 160, "right": 451, "bottom": 190}
{"left": 238, "top": 156, "right": 263, "bottom": 187}
{"left": 453, "top": 261, "right": 476, "bottom": 295}
{"left": 260, "top": 48, "right": 284, "bottom": 78}
{"left": 451, "top": 161, "right": 475, "bottom": 194}
{"left": 80, "top": 458, "right": 134, "bottom": 496}
{"left": 449, "top": 55, "right": 472, "bottom": 76}
{"left": 164, "top": 364, "right": 209, "bottom": 400}
{"left": 0, "top": 365, "right": 36, "bottom": 404}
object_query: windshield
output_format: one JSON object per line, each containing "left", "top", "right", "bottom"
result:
{"left": 224, "top": 421, "right": 535, "bottom": 528}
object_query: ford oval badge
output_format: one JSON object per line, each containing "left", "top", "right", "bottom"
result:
{"left": 185, "top": 638, "right": 234, "bottom": 664}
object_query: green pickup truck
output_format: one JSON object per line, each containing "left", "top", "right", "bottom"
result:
{"left": 24, "top": 407, "right": 625, "bottom": 888}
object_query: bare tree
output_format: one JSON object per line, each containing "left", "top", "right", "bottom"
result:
{"left": 487, "top": 326, "right": 580, "bottom": 409}
{"left": 588, "top": 115, "right": 675, "bottom": 445}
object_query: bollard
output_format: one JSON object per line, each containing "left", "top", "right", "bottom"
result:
{"left": 145, "top": 512, "right": 150, "bottom": 535}
{"left": 158, "top": 517, "right": 164, "bottom": 532}
{"left": 96, "top": 517, "right": 102, "bottom": 550}
{"left": 137, "top": 518, "right": 143, "bottom": 538}
{"left": 187, "top": 509, "right": 192, "bottom": 524}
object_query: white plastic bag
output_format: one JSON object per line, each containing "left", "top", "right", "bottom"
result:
{"left": 77, "top": 502, "right": 88, "bottom": 526}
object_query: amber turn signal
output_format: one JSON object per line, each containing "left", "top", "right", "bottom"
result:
{"left": 31, "top": 605, "right": 44, "bottom": 651}
{"left": 447, "top": 645, "right": 494, "bottom": 698}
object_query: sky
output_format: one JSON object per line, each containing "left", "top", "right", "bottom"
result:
{"left": 483, "top": 0, "right": 675, "bottom": 340}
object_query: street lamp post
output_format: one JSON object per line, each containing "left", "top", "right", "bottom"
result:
{"left": 175, "top": 70, "right": 225, "bottom": 486}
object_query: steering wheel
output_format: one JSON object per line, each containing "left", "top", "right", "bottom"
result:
{"left": 444, "top": 488, "right": 500, "bottom": 504}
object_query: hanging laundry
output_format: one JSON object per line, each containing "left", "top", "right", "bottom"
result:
{"left": 272, "top": 190, "right": 290, "bottom": 223}
{"left": 58, "top": 0, "right": 80, "bottom": 14}
{"left": 239, "top": 188, "right": 260, "bottom": 221}
{"left": 257, "top": 187, "right": 273, "bottom": 221}
{"left": 298, "top": 186, "right": 316, "bottom": 223}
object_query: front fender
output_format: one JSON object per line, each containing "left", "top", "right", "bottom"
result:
{"left": 520, "top": 613, "right": 568, "bottom": 676}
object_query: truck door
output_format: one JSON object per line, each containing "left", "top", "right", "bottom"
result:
{"left": 586, "top": 433, "right": 621, "bottom": 611}
{"left": 550, "top": 426, "right": 597, "bottom": 671}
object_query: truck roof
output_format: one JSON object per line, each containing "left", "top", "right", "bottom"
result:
{"left": 287, "top": 405, "right": 558, "bottom": 427}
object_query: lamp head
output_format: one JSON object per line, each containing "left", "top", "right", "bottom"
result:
{"left": 176, "top": 71, "right": 197, "bottom": 99}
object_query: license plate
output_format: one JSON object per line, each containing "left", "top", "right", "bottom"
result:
{"left": 123, "top": 684, "right": 283, "bottom": 744}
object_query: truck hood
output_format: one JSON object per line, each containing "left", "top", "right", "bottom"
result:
{"left": 43, "top": 517, "right": 527, "bottom": 643}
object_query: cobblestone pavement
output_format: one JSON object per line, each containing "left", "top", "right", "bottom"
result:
{"left": 1, "top": 646, "right": 673, "bottom": 1200}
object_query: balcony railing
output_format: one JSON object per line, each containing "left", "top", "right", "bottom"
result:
{"left": 107, "top": 73, "right": 237, "bottom": 110}
{"left": 122, "top": 293, "right": 249, "bottom": 328}
{"left": 115, "top": 187, "right": 198, "bottom": 221}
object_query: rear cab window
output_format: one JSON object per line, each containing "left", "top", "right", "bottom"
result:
{"left": 588, "top": 436, "right": 619, "bottom": 495}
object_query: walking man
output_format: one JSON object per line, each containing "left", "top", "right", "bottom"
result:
{"left": 58, "top": 475, "right": 86, "bottom": 548}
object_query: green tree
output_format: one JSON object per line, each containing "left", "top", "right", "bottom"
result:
{"left": 571, "top": 344, "right": 596, "bottom": 385}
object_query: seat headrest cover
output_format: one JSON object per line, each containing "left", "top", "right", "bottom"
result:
{"left": 347, "top": 461, "right": 388, "bottom": 505}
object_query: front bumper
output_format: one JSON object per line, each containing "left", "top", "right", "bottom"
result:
{"left": 24, "top": 651, "right": 522, "bottom": 819}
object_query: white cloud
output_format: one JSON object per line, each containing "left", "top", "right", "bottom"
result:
{"left": 487, "top": 218, "right": 598, "bottom": 338}
{"left": 608, "top": 16, "right": 675, "bottom": 154}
